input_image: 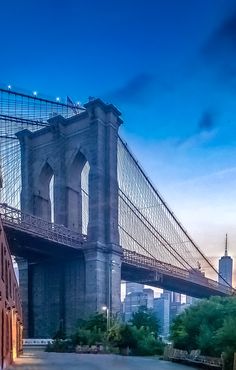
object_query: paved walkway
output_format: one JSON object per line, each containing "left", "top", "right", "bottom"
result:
{"left": 10, "top": 350, "right": 200, "bottom": 370}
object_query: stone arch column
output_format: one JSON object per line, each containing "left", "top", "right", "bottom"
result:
{"left": 16, "top": 99, "right": 123, "bottom": 333}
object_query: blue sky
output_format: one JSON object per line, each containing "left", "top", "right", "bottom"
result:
{"left": 1, "top": 0, "right": 236, "bottom": 264}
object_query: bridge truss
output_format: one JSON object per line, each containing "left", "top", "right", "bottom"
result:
{"left": 0, "top": 85, "right": 234, "bottom": 294}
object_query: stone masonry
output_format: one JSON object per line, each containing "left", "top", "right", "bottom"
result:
{"left": 16, "top": 99, "right": 123, "bottom": 337}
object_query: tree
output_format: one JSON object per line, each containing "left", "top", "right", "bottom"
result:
{"left": 170, "top": 296, "right": 236, "bottom": 370}
{"left": 108, "top": 323, "right": 137, "bottom": 351}
{"left": 130, "top": 307, "right": 159, "bottom": 335}
{"left": 83, "top": 313, "right": 107, "bottom": 332}
{"left": 215, "top": 316, "right": 236, "bottom": 370}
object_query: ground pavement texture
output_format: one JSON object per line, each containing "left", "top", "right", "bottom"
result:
{"left": 10, "top": 350, "right": 200, "bottom": 370}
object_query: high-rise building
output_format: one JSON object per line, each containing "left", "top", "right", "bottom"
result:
{"left": 126, "top": 282, "right": 144, "bottom": 294}
{"left": 123, "top": 287, "right": 154, "bottom": 322}
{"left": 172, "top": 292, "right": 181, "bottom": 303}
{"left": 153, "top": 293, "right": 170, "bottom": 337}
{"left": 186, "top": 295, "right": 199, "bottom": 305}
{"left": 218, "top": 234, "right": 233, "bottom": 286}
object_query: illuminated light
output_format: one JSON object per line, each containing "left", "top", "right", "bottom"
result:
{"left": 102, "top": 306, "right": 107, "bottom": 311}
{"left": 33, "top": 91, "right": 37, "bottom": 96}
{"left": 77, "top": 101, "right": 81, "bottom": 106}
{"left": 7, "top": 85, "right": 11, "bottom": 90}
{"left": 56, "top": 97, "right": 60, "bottom": 102}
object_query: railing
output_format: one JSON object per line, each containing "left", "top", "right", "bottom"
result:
{"left": 122, "top": 249, "right": 233, "bottom": 295}
{"left": 0, "top": 203, "right": 86, "bottom": 249}
{"left": 0, "top": 203, "right": 233, "bottom": 296}
{"left": 164, "top": 346, "right": 223, "bottom": 369}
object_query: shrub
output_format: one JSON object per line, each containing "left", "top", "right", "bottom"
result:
{"left": 46, "top": 339, "right": 74, "bottom": 353}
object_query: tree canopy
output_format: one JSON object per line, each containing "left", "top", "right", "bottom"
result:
{"left": 130, "top": 306, "right": 159, "bottom": 335}
{"left": 170, "top": 296, "right": 236, "bottom": 370}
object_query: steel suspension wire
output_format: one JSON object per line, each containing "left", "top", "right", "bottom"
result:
{"left": 0, "top": 86, "right": 82, "bottom": 208}
{"left": 119, "top": 188, "right": 195, "bottom": 271}
{"left": 117, "top": 137, "right": 233, "bottom": 287}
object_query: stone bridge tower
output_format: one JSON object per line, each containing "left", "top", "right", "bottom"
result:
{"left": 16, "top": 99, "right": 123, "bottom": 337}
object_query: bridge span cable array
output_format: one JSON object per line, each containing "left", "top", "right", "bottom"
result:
{"left": 117, "top": 138, "right": 234, "bottom": 289}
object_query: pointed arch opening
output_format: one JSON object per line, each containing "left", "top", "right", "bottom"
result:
{"left": 67, "top": 151, "right": 90, "bottom": 234}
{"left": 34, "top": 162, "right": 54, "bottom": 221}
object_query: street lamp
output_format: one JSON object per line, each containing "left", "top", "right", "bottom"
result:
{"left": 102, "top": 305, "right": 109, "bottom": 331}
{"left": 108, "top": 259, "right": 121, "bottom": 325}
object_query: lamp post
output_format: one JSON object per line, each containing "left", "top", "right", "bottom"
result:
{"left": 108, "top": 259, "right": 121, "bottom": 325}
{"left": 102, "top": 306, "right": 109, "bottom": 331}
{"left": 102, "top": 259, "right": 121, "bottom": 331}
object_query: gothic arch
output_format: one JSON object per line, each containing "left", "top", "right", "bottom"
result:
{"left": 33, "top": 161, "right": 54, "bottom": 221}
{"left": 66, "top": 150, "right": 90, "bottom": 234}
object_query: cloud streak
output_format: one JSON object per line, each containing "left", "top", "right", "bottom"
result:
{"left": 203, "top": 11, "right": 236, "bottom": 56}
{"left": 106, "top": 73, "right": 169, "bottom": 105}
{"left": 201, "top": 10, "right": 236, "bottom": 88}
{"left": 175, "top": 110, "right": 218, "bottom": 149}
{"left": 197, "top": 110, "right": 216, "bottom": 133}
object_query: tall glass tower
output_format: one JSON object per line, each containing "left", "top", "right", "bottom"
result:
{"left": 218, "top": 234, "right": 233, "bottom": 286}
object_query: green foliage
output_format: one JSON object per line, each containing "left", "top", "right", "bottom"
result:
{"left": 130, "top": 307, "right": 159, "bottom": 335}
{"left": 71, "top": 312, "right": 107, "bottom": 346}
{"left": 46, "top": 339, "right": 73, "bottom": 352}
{"left": 53, "top": 323, "right": 66, "bottom": 340}
{"left": 71, "top": 314, "right": 107, "bottom": 346}
{"left": 107, "top": 322, "right": 164, "bottom": 356}
{"left": 83, "top": 313, "right": 107, "bottom": 332}
{"left": 170, "top": 296, "right": 236, "bottom": 369}
{"left": 48, "top": 311, "right": 164, "bottom": 357}
{"left": 108, "top": 323, "right": 137, "bottom": 350}
{"left": 134, "top": 334, "right": 164, "bottom": 356}
{"left": 215, "top": 317, "right": 236, "bottom": 370}
{"left": 71, "top": 328, "right": 91, "bottom": 346}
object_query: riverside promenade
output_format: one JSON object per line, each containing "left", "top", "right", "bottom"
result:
{"left": 10, "top": 350, "right": 200, "bottom": 370}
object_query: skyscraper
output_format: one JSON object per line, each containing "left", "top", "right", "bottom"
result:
{"left": 218, "top": 234, "right": 233, "bottom": 286}
{"left": 126, "top": 282, "right": 144, "bottom": 294}
{"left": 123, "top": 286, "right": 154, "bottom": 322}
{"left": 153, "top": 293, "right": 170, "bottom": 337}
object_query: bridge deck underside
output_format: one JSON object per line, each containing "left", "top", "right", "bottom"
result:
{"left": 3, "top": 224, "right": 82, "bottom": 261}
{"left": 121, "top": 263, "right": 228, "bottom": 299}
{"left": 3, "top": 219, "right": 231, "bottom": 298}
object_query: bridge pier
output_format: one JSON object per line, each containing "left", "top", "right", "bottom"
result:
{"left": 84, "top": 244, "right": 122, "bottom": 316}
{"left": 17, "top": 255, "right": 86, "bottom": 338}
{"left": 16, "top": 98, "right": 123, "bottom": 337}
{"left": 17, "top": 249, "right": 121, "bottom": 338}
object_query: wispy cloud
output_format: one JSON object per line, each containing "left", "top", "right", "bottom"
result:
{"left": 176, "top": 166, "right": 236, "bottom": 187}
{"left": 197, "top": 110, "right": 216, "bottom": 133}
{"left": 105, "top": 73, "right": 164, "bottom": 105}
{"left": 202, "top": 11, "right": 236, "bottom": 58}
{"left": 201, "top": 9, "right": 236, "bottom": 88}
{"left": 176, "top": 110, "right": 218, "bottom": 149}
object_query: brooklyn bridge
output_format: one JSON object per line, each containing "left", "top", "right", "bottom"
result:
{"left": 0, "top": 86, "right": 234, "bottom": 339}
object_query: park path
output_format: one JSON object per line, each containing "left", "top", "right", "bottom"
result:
{"left": 10, "top": 350, "right": 200, "bottom": 370}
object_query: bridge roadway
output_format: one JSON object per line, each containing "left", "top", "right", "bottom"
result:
{"left": 0, "top": 203, "right": 233, "bottom": 299}
{"left": 10, "top": 350, "right": 199, "bottom": 370}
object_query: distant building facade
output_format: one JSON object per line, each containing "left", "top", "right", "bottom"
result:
{"left": 153, "top": 292, "right": 170, "bottom": 337}
{"left": 0, "top": 165, "right": 23, "bottom": 369}
{"left": 126, "top": 282, "right": 144, "bottom": 295}
{"left": 218, "top": 234, "right": 233, "bottom": 286}
{"left": 123, "top": 286, "right": 154, "bottom": 322}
